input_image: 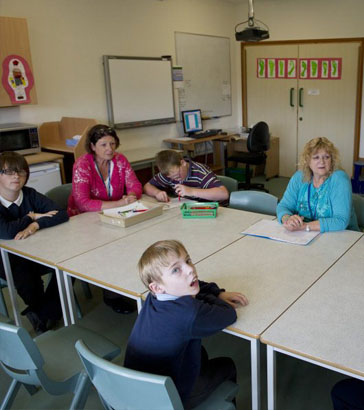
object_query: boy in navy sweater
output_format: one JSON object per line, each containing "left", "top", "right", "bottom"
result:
{"left": 124, "top": 240, "right": 248, "bottom": 408}
{"left": 0, "top": 152, "right": 69, "bottom": 334}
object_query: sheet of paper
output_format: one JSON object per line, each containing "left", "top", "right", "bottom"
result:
{"left": 163, "top": 197, "right": 194, "bottom": 210}
{"left": 241, "top": 219, "right": 320, "bottom": 246}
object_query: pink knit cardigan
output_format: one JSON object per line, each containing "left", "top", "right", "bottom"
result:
{"left": 67, "top": 153, "right": 142, "bottom": 216}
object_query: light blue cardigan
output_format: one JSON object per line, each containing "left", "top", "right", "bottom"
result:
{"left": 277, "top": 170, "right": 359, "bottom": 232}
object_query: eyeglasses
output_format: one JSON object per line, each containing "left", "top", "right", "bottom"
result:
{"left": 0, "top": 169, "right": 27, "bottom": 177}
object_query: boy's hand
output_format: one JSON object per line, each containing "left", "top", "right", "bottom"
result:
{"left": 28, "top": 210, "right": 58, "bottom": 220}
{"left": 156, "top": 191, "right": 170, "bottom": 202}
{"left": 219, "top": 291, "right": 248, "bottom": 308}
{"left": 175, "top": 184, "right": 192, "bottom": 197}
{"left": 14, "top": 222, "right": 40, "bottom": 240}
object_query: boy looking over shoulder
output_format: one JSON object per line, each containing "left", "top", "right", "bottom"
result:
{"left": 124, "top": 240, "right": 248, "bottom": 409}
{"left": 144, "top": 150, "right": 229, "bottom": 204}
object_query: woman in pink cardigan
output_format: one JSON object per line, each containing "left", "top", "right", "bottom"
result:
{"left": 68, "top": 124, "right": 142, "bottom": 216}
{"left": 68, "top": 124, "right": 143, "bottom": 313}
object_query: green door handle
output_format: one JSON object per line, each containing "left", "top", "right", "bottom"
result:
{"left": 299, "top": 88, "right": 304, "bottom": 107}
{"left": 290, "top": 88, "right": 295, "bottom": 107}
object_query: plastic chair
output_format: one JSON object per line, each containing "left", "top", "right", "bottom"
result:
{"left": 0, "top": 322, "right": 120, "bottom": 409}
{"left": 217, "top": 175, "right": 239, "bottom": 194}
{"left": 75, "top": 339, "right": 238, "bottom": 410}
{"left": 229, "top": 190, "right": 278, "bottom": 216}
{"left": 228, "top": 121, "right": 270, "bottom": 191}
{"left": 352, "top": 194, "right": 364, "bottom": 231}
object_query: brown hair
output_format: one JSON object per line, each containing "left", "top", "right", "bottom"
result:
{"left": 138, "top": 240, "right": 188, "bottom": 290}
{"left": 0, "top": 151, "right": 29, "bottom": 183}
{"left": 298, "top": 137, "right": 342, "bottom": 181}
{"left": 85, "top": 124, "right": 120, "bottom": 154}
{"left": 155, "top": 150, "right": 184, "bottom": 175}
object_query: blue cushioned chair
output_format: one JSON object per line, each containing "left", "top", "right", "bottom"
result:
{"left": 0, "top": 322, "right": 120, "bottom": 409}
{"left": 352, "top": 193, "right": 364, "bottom": 231}
{"left": 229, "top": 190, "right": 278, "bottom": 216}
{"left": 75, "top": 339, "right": 238, "bottom": 410}
{"left": 216, "top": 175, "right": 239, "bottom": 194}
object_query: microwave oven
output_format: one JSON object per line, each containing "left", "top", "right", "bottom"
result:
{"left": 0, "top": 123, "right": 41, "bottom": 156}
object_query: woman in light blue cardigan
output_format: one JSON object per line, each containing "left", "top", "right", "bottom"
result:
{"left": 277, "top": 137, "right": 359, "bottom": 233}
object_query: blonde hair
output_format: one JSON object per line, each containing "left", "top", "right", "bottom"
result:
{"left": 298, "top": 137, "right": 342, "bottom": 182}
{"left": 155, "top": 150, "right": 184, "bottom": 175}
{"left": 138, "top": 240, "right": 188, "bottom": 290}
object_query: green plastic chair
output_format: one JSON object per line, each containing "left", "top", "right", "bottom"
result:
{"left": 352, "top": 193, "right": 364, "bottom": 231}
{"left": 229, "top": 190, "right": 278, "bottom": 216}
{"left": 0, "top": 322, "right": 120, "bottom": 409}
{"left": 0, "top": 277, "right": 9, "bottom": 318}
{"left": 75, "top": 339, "right": 238, "bottom": 410}
{"left": 216, "top": 175, "right": 239, "bottom": 194}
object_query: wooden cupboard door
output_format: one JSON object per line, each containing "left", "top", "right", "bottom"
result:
{"left": 245, "top": 45, "right": 298, "bottom": 177}
{"left": 297, "top": 42, "right": 360, "bottom": 177}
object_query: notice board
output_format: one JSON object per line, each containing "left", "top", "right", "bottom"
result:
{"left": 175, "top": 32, "right": 232, "bottom": 118}
{"left": 103, "top": 55, "right": 175, "bottom": 128}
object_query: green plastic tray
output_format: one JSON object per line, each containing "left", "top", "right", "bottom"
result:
{"left": 180, "top": 202, "right": 218, "bottom": 219}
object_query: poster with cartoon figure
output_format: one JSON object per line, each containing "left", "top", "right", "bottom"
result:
{"left": 1, "top": 55, "right": 34, "bottom": 104}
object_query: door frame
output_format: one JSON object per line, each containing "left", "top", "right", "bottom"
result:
{"left": 241, "top": 38, "right": 364, "bottom": 162}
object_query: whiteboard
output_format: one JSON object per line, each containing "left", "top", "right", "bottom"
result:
{"left": 103, "top": 56, "right": 175, "bottom": 128}
{"left": 175, "top": 32, "right": 232, "bottom": 118}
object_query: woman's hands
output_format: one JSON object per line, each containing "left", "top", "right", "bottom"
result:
{"left": 282, "top": 214, "right": 304, "bottom": 231}
{"left": 15, "top": 222, "right": 40, "bottom": 240}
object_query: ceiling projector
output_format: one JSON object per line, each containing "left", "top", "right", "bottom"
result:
{"left": 235, "top": 26, "right": 269, "bottom": 42}
{"left": 235, "top": 0, "right": 269, "bottom": 42}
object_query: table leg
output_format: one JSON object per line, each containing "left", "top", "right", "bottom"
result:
{"left": 54, "top": 268, "right": 70, "bottom": 326}
{"left": 267, "top": 345, "right": 277, "bottom": 410}
{"left": 250, "top": 338, "right": 261, "bottom": 410}
{"left": 1, "top": 249, "right": 22, "bottom": 326}
{"left": 64, "top": 272, "right": 77, "bottom": 325}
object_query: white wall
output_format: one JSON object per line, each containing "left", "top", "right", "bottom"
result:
{"left": 234, "top": 0, "right": 364, "bottom": 158}
{"left": 0, "top": 0, "right": 240, "bottom": 150}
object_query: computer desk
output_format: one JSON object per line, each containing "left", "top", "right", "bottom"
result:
{"left": 196, "top": 229, "right": 362, "bottom": 410}
{"left": 0, "top": 204, "right": 180, "bottom": 326}
{"left": 261, "top": 234, "right": 364, "bottom": 410}
{"left": 164, "top": 133, "right": 230, "bottom": 174}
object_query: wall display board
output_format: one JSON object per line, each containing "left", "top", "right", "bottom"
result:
{"left": 175, "top": 32, "right": 231, "bottom": 119}
{"left": 103, "top": 55, "right": 175, "bottom": 129}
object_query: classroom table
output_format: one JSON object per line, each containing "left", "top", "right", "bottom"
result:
{"left": 58, "top": 206, "right": 274, "bottom": 323}
{"left": 0, "top": 204, "right": 180, "bottom": 326}
{"left": 261, "top": 234, "right": 364, "bottom": 410}
{"left": 195, "top": 229, "right": 363, "bottom": 410}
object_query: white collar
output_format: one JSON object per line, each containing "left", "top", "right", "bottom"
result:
{"left": 156, "top": 293, "right": 179, "bottom": 301}
{"left": 0, "top": 190, "right": 23, "bottom": 208}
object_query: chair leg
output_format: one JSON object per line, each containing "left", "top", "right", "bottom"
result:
{"left": 80, "top": 281, "right": 92, "bottom": 300}
{"left": 0, "top": 287, "right": 9, "bottom": 318}
{"left": 69, "top": 372, "right": 91, "bottom": 410}
{"left": 1, "top": 379, "right": 22, "bottom": 410}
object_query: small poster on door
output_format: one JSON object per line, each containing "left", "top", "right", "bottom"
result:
{"left": 256, "top": 57, "right": 341, "bottom": 80}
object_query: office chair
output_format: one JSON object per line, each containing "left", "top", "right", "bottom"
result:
{"left": 228, "top": 121, "right": 270, "bottom": 192}
{"left": 352, "top": 194, "right": 364, "bottom": 231}
{"left": 75, "top": 339, "right": 239, "bottom": 410}
{"left": 0, "top": 322, "right": 120, "bottom": 409}
{"left": 229, "top": 190, "right": 278, "bottom": 216}
{"left": 217, "top": 175, "right": 239, "bottom": 194}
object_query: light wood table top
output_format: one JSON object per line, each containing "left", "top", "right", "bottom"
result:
{"left": 57, "top": 207, "right": 274, "bottom": 297}
{"left": 24, "top": 152, "right": 64, "bottom": 165}
{"left": 196, "top": 229, "right": 363, "bottom": 339}
{"left": 261, "top": 234, "right": 364, "bottom": 377}
{"left": 0, "top": 206, "right": 179, "bottom": 266}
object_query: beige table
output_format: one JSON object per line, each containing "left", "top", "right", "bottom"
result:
{"left": 195, "top": 229, "right": 363, "bottom": 410}
{"left": 0, "top": 206, "right": 180, "bottom": 326}
{"left": 261, "top": 234, "right": 364, "bottom": 410}
{"left": 58, "top": 207, "right": 274, "bottom": 323}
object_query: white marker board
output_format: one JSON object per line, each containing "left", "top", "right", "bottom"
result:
{"left": 175, "top": 32, "right": 232, "bottom": 118}
{"left": 103, "top": 56, "right": 175, "bottom": 128}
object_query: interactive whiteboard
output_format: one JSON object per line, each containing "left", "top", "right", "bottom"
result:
{"left": 103, "top": 56, "right": 175, "bottom": 128}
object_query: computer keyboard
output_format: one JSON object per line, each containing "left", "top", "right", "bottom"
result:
{"left": 190, "top": 129, "right": 222, "bottom": 139}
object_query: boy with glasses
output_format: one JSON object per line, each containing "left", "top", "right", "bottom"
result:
{"left": 144, "top": 150, "right": 229, "bottom": 204}
{"left": 0, "top": 152, "right": 69, "bottom": 334}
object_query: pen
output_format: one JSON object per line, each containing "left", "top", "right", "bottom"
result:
{"left": 133, "top": 209, "right": 148, "bottom": 213}
{"left": 178, "top": 195, "right": 181, "bottom": 202}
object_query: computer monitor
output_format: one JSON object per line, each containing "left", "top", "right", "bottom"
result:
{"left": 181, "top": 109, "right": 203, "bottom": 135}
